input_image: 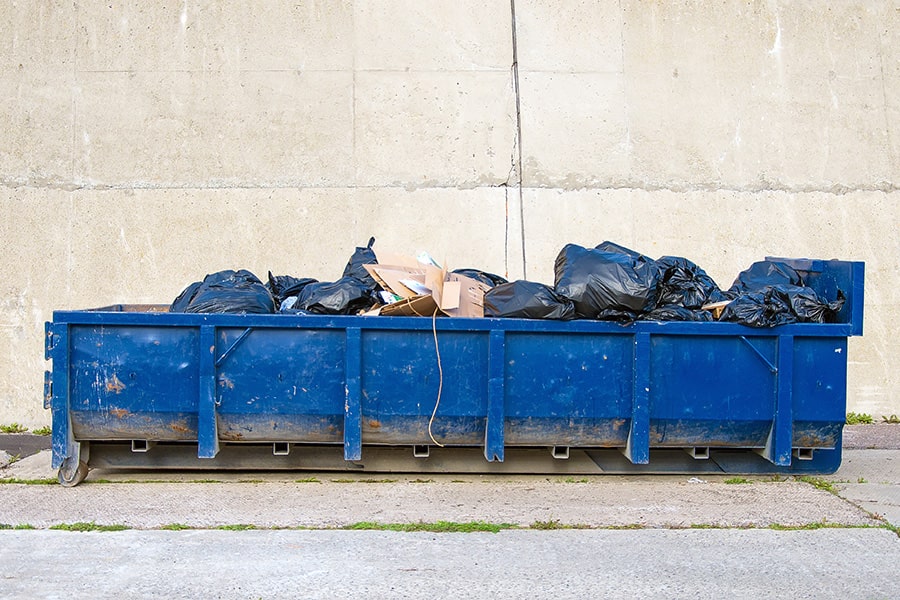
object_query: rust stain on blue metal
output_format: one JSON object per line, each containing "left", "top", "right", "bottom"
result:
{"left": 105, "top": 374, "right": 126, "bottom": 393}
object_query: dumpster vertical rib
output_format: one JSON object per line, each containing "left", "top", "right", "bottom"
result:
{"left": 485, "top": 329, "right": 506, "bottom": 462}
{"left": 344, "top": 327, "right": 362, "bottom": 461}
{"left": 850, "top": 262, "right": 865, "bottom": 336}
{"left": 760, "top": 335, "right": 794, "bottom": 466}
{"left": 198, "top": 324, "right": 220, "bottom": 458}
{"left": 625, "top": 332, "right": 651, "bottom": 464}
{"left": 49, "top": 322, "right": 75, "bottom": 470}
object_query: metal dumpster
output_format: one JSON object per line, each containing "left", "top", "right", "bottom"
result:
{"left": 44, "top": 257, "right": 864, "bottom": 485}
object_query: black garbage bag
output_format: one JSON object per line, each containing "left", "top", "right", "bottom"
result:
{"left": 655, "top": 256, "right": 728, "bottom": 309}
{"left": 170, "top": 270, "right": 275, "bottom": 314}
{"left": 719, "top": 288, "right": 796, "bottom": 327}
{"left": 342, "top": 237, "right": 379, "bottom": 287}
{"left": 640, "top": 304, "right": 714, "bottom": 322}
{"left": 267, "top": 272, "right": 318, "bottom": 306}
{"left": 728, "top": 261, "right": 803, "bottom": 295}
{"left": 554, "top": 243, "right": 659, "bottom": 318}
{"left": 452, "top": 269, "right": 508, "bottom": 288}
{"left": 483, "top": 280, "right": 575, "bottom": 320}
{"left": 170, "top": 281, "right": 204, "bottom": 313}
{"left": 290, "top": 276, "right": 375, "bottom": 315}
{"left": 595, "top": 307, "right": 638, "bottom": 323}
{"left": 594, "top": 240, "right": 652, "bottom": 261}
{"left": 720, "top": 284, "right": 844, "bottom": 327}
{"left": 274, "top": 237, "right": 381, "bottom": 315}
{"left": 778, "top": 285, "right": 845, "bottom": 323}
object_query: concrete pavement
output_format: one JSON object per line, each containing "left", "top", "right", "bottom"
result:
{"left": 1, "top": 428, "right": 898, "bottom": 599}
{"left": 1, "top": 528, "right": 898, "bottom": 600}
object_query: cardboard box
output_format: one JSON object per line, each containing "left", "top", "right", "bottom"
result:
{"left": 364, "top": 262, "right": 490, "bottom": 318}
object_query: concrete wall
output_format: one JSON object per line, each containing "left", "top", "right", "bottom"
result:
{"left": 1, "top": 1, "right": 897, "bottom": 426}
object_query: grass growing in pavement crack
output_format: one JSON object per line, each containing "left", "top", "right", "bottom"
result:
{"left": 215, "top": 524, "right": 257, "bottom": 531}
{"left": 49, "top": 522, "right": 129, "bottom": 532}
{"left": 342, "top": 521, "right": 516, "bottom": 533}
{"left": 0, "top": 423, "right": 28, "bottom": 433}
{"left": 723, "top": 477, "right": 753, "bottom": 485}
{"left": 295, "top": 477, "right": 321, "bottom": 483}
{"left": 796, "top": 476, "right": 838, "bottom": 494}
{"left": 530, "top": 519, "right": 591, "bottom": 530}
{"left": 845, "top": 412, "right": 874, "bottom": 425}
{"left": 160, "top": 523, "right": 191, "bottom": 531}
{"left": 330, "top": 478, "right": 398, "bottom": 484}
{"left": 0, "top": 477, "right": 58, "bottom": 485}
{"left": 767, "top": 521, "right": 886, "bottom": 531}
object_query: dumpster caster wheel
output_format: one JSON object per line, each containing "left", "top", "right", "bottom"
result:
{"left": 58, "top": 459, "right": 89, "bottom": 487}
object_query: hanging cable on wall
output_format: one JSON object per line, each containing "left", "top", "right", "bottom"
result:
{"left": 509, "top": 0, "right": 527, "bottom": 280}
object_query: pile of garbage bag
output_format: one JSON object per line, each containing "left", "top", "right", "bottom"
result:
{"left": 169, "top": 238, "right": 845, "bottom": 328}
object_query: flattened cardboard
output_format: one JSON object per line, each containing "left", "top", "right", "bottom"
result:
{"left": 364, "top": 255, "right": 490, "bottom": 318}
{"left": 371, "top": 253, "right": 423, "bottom": 270}
{"left": 364, "top": 265, "right": 426, "bottom": 299}
{"left": 440, "top": 281, "right": 461, "bottom": 310}
{"left": 443, "top": 272, "right": 490, "bottom": 318}
{"left": 380, "top": 294, "right": 440, "bottom": 317}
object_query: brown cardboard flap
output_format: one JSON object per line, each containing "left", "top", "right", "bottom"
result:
{"left": 373, "top": 253, "right": 423, "bottom": 269}
{"left": 366, "top": 265, "right": 427, "bottom": 299}
{"left": 379, "top": 295, "right": 439, "bottom": 317}
{"left": 440, "top": 281, "right": 461, "bottom": 310}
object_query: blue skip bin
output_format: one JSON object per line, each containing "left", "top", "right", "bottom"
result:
{"left": 44, "top": 258, "right": 864, "bottom": 485}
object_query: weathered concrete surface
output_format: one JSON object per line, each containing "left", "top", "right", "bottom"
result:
{"left": 3, "top": 429, "right": 898, "bottom": 599}
{"left": 0, "top": 434, "right": 49, "bottom": 462}
{"left": 1, "top": 0, "right": 898, "bottom": 427}
{"left": 837, "top": 482, "right": 900, "bottom": 527}
{"left": 2, "top": 446, "right": 898, "bottom": 528}
{"left": 831, "top": 448, "right": 900, "bottom": 526}
{"left": 0, "top": 472, "right": 879, "bottom": 530}
{"left": 1, "top": 529, "right": 899, "bottom": 600}
{"left": 843, "top": 424, "right": 900, "bottom": 449}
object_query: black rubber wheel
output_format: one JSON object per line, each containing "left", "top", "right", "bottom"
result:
{"left": 57, "top": 459, "right": 89, "bottom": 487}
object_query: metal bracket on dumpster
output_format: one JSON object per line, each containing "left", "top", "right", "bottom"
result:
{"left": 43, "top": 371, "right": 53, "bottom": 410}
{"left": 215, "top": 327, "right": 254, "bottom": 367}
{"left": 198, "top": 326, "right": 253, "bottom": 459}
{"left": 755, "top": 335, "right": 794, "bottom": 466}
{"left": 198, "top": 325, "right": 220, "bottom": 459}
{"left": 623, "top": 332, "right": 651, "bottom": 464}
{"left": 344, "top": 327, "right": 363, "bottom": 461}
{"left": 484, "top": 330, "right": 506, "bottom": 462}
{"left": 740, "top": 336, "right": 777, "bottom": 373}
{"left": 44, "top": 321, "right": 58, "bottom": 361}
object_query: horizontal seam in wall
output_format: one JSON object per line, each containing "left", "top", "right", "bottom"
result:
{"left": 71, "top": 67, "right": 514, "bottom": 75}
{"left": 2, "top": 179, "right": 897, "bottom": 196}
